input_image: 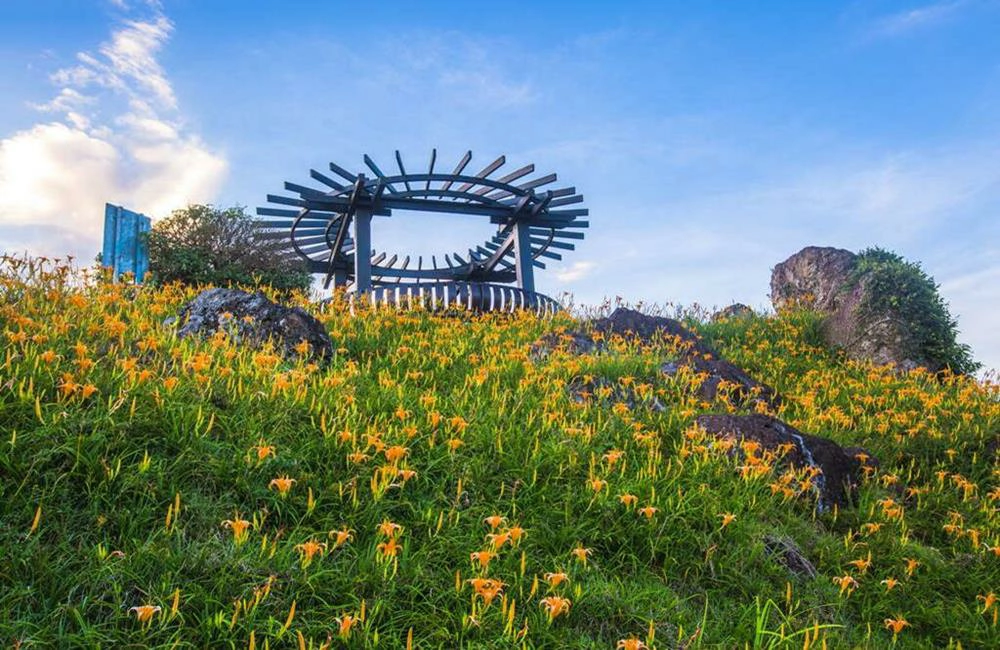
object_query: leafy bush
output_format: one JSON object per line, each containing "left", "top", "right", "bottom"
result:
{"left": 851, "top": 247, "right": 979, "bottom": 374}
{"left": 146, "top": 204, "right": 311, "bottom": 292}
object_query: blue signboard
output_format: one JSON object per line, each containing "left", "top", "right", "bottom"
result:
{"left": 102, "top": 203, "right": 151, "bottom": 282}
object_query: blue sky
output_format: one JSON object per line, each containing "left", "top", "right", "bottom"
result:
{"left": 1, "top": 0, "right": 998, "bottom": 372}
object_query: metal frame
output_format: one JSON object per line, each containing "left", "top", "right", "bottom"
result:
{"left": 256, "top": 150, "right": 588, "bottom": 294}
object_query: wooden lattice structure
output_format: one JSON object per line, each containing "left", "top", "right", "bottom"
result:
{"left": 256, "top": 150, "right": 588, "bottom": 306}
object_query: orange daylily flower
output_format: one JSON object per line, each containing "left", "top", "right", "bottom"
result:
{"left": 847, "top": 552, "right": 872, "bottom": 574}
{"left": 571, "top": 546, "right": 592, "bottom": 566}
{"left": 544, "top": 572, "right": 569, "bottom": 588}
{"left": 832, "top": 574, "right": 859, "bottom": 597}
{"left": 329, "top": 527, "right": 354, "bottom": 549}
{"left": 378, "top": 520, "right": 404, "bottom": 538}
{"left": 540, "top": 596, "right": 571, "bottom": 621}
{"left": 884, "top": 617, "right": 909, "bottom": 638}
{"left": 979, "top": 592, "right": 997, "bottom": 614}
{"left": 638, "top": 506, "right": 658, "bottom": 519}
{"left": 619, "top": 493, "right": 638, "bottom": 508}
{"left": 335, "top": 614, "right": 359, "bottom": 638}
{"left": 254, "top": 442, "right": 276, "bottom": 462}
{"left": 222, "top": 518, "right": 251, "bottom": 545}
{"left": 268, "top": 476, "right": 296, "bottom": 495}
{"left": 295, "top": 540, "right": 327, "bottom": 566}
{"left": 506, "top": 525, "right": 526, "bottom": 545}
{"left": 483, "top": 515, "right": 506, "bottom": 530}
{"left": 617, "top": 639, "right": 648, "bottom": 650}
{"left": 129, "top": 604, "right": 161, "bottom": 623}
{"left": 384, "top": 445, "right": 409, "bottom": 464}
{"left": 377, "top": 537, "right": 401, "bottom": 559}
{"left": 470, "top": 550, "right": 497, "bottom": 570}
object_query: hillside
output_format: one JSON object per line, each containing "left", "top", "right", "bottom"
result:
{"left": 1, "top": 256, "right": 998, "bottom": 649}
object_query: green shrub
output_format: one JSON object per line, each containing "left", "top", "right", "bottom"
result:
{"left": 851, "top": 247, "right": 979, "bottom": 374}
{"left": 146, "top": 204, "right": 311, "bottom": 293}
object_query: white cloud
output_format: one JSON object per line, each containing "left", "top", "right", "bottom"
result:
{"left": 554, "top": 260, "right": 597, "bottom": 282}
{"left": 0, "top": 4, "right": 226, "bottom": 261}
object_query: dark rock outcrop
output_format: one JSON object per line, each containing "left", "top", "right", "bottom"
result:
{"left": 531, "top": 307, "right": 781, "bottom": 411}
{"left": 662, "top": 353, "right": 781, "bottom": 411}
{"left": 695, "top": 413, "right": 872, "bottom": 508}
{"left": 591, "top": 308, "right": 714, "bottom": 356}
{"left": 173, "top": 288, "right": 333, "bottom": 362}
{"left": 763, "top": 534, "right": 817, "bottom": 579}
{"left": 566, "top": 375, "right": 667, "bottom": 413}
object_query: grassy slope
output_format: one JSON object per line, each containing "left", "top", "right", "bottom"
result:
{"left": 1, "top": 258, "right": 998, "bottom": 649}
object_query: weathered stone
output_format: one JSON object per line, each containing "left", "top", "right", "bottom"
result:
{"left": 763, "top": 534, "right": 818, "bottom": 579}
{"left": 711, "top": 303, "right": 754, "bottom": 322}
{"left": 173, "top": 288, "right": 333, "bottom": 362}
{"left": 770, "top": 246, "right": 857, "bottom": 312}
{"left": 695, "top": 413, "right": 869, "bottom": 508}
{"left": 566, "top": 375, "right": 667, "bottom": 413}
{"left": 820, "top": 275, "right": 930, "bottom": 371}
{"left": 591, "top": 308, "right": 715, "bottom": 356}
{"left": 529, "top": 330, "right": 602, "bottom": 360}
{"left": 770, "top": 247, "right": 939, "bottom": 371}
{"left": 662, "top": 352, "right": 781, "bottom": 411}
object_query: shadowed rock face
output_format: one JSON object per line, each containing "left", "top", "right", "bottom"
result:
{"left": 763, "top": 534, "right": 818, "bottom": 579}
{"left": 174, "top": 288, "right": 333, "bottom": 363}
{"left": 531, "top": 307, "right": 781, "bottom": 411}
{"left": 695, "top": 413, "right": 874, "bottom": 508}
{"left": 662, "top": 353, "right": 782, "bottom": 411}
{"left": 591, "top": 308, "right": 715, "bottom": 356}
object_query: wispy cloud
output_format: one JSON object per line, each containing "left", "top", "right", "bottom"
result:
{"left": 0, "top": 3, "right": 225, "bottom": 260}
{"left": 867, "top": 1, "right": 971, "bottom": 38}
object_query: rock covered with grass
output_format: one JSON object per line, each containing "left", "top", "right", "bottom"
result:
{"left": 771, "top": 246, "right": 978, "bottom": 373}
{"left": 173, "top": 287, "right": 333, "bottom": 362}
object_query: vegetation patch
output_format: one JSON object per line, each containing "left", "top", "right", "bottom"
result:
{"left": 1, "top": 255, "right": 998, "bottom": 648}
{"left": 849, "top": 247, "right": 979, "bottom": 374}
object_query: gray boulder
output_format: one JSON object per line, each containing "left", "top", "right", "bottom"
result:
{"left": 770, "top": 247, "right": 937, "bottom": 371}
{"left": 173, "top": 288, "right": 333, "bottom": 362}
{"left": 711, "top": 303, "right": 754, "bottom": 322}
{"left": 770, "top": 246, "right": 857, "bottom": 312}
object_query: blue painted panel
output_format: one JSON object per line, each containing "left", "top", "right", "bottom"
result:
{"left": 102, "top": 203, "right": 151, "bottom": 282}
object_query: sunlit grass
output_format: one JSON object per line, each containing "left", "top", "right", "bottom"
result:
{"left": 1, "top": 255, "right": 998, "bottom": 648}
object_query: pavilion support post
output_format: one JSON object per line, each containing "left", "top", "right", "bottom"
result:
{"left": 513, "top": 220, "right": 535, "bottom": 293}
{"left": 353, "top": 209, "right": 373, "bottom": 293}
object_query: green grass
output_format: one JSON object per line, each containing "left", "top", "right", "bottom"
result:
{"left": 1, "top": 256, "right": 998, "bottom": 648}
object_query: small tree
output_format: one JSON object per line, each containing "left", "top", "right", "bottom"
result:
{"left": 146, "top": 204, "right": 312, "bottom": 293}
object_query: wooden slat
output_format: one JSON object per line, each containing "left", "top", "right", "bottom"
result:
{"left": 329, "top": 161, "right": 357, "bottom": 182}
{"left": 364, "top": 154, "right": 399, "bottom": 194}
{"left": 441, "top": 150, "right": 472, "bottom": 191}
{"left": 425, "top": 149, "right": 436, "bottom": 190}
{"left": 394, "top": 151, "right": 411, "bottom": 191}
{"left": 310, "top": 169, "right": 345, "bottom": 190}
{"left": 284, "top": 181, "right": 327, "bottom": 198}
{"left": 455, "top": 155, "right": 505, "bottom": 193}
{"left": 265, "top": 194, "right": 308, "bottom": 207}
